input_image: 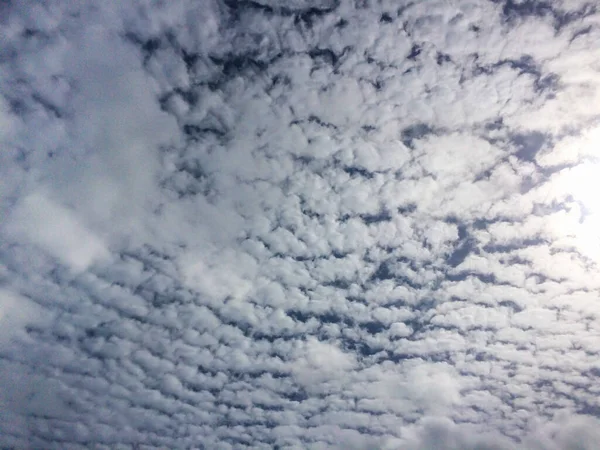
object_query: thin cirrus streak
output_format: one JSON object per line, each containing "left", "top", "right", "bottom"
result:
{"left": 1, "top": 0, "right": 600, "bottom": 449}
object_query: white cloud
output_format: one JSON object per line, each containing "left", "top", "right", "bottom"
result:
{"left": 3, "top": 192, "right": 110, "bottom": 273}
{"left": 1, "top": 0, "right": 600, "bottom": 448}
{"left": 0, "top": 289, "right": 44, "bottom": 347}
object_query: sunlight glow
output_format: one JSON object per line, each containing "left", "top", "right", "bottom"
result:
{"left": 567, "top": 163, "right": 600, "bottom": 216}
{"left": 563, "top": 162, "right": 600, "bottom": 260}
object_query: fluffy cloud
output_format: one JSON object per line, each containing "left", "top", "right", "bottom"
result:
{"left": 1, "top": 0, "right": 600, "bottom": 448}
{"left": 3, "top": 192, "right": 110, "bottom": 273}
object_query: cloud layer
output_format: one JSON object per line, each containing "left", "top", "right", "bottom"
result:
{"left": 1, "top": 0, "right": 600, "bottom": 448}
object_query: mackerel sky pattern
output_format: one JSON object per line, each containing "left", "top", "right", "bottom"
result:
{"left": 2, "top": 1, "right": 600, "bottom": 449}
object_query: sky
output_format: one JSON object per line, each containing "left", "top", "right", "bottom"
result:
{"left": 1, "top": 0, "right": 600, "bottom": 448}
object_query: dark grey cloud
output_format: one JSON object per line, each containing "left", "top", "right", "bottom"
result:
{"left": 1, "top": 0, "right": 600, "bottom": 448}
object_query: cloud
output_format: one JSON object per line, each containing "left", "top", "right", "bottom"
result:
{"left": 1, "top": 0, "right": 600, "bottom": 448}
{"left": 0, "top": 289, "right": 44, "bottom": 348}
{"left": 3, "top": 192, "right": 110, "bottom": 273}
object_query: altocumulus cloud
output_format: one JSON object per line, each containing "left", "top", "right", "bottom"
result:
{"left": 1, "top": 0, "right": 600, "bottom": 448}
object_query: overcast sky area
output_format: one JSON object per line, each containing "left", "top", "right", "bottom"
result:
{"left": 1, "top": 0, "right": 600, "bottom": 448}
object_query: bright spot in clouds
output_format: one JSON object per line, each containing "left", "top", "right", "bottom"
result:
{"left": 547, "top": 157, "right": 600, "bottom": 259}
{"left": 565, "top": 161, "right": 600, "bottom": 216}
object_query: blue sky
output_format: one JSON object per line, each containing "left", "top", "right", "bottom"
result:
{"left": 1, "top": 1, "right": 600, "bottom": 448}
